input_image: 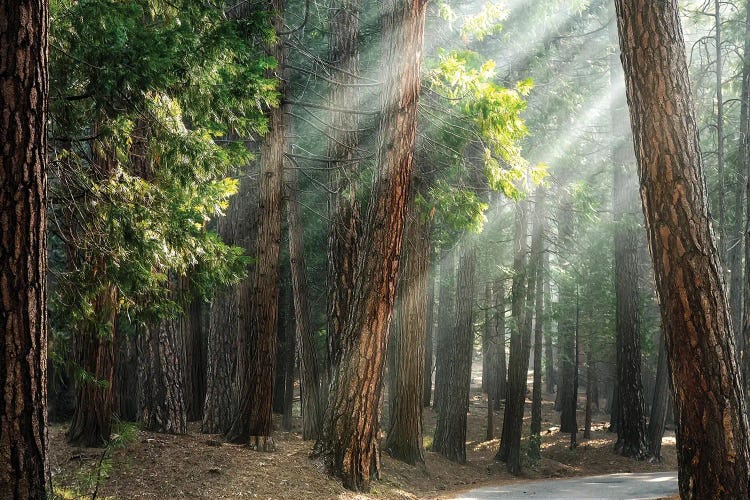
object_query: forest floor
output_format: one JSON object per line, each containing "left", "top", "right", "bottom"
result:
{"left": 49, "top": 370, "right": 677, "bottom": 499}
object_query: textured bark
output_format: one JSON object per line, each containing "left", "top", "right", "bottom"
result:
{"left": 226, "top": 0, "right": 285, "bottom": 448}
{"left": 611, "top": 15, "right": 649, "bottom": 459}
{"left": 113, "top": 327, "right": 138, "bottom": 421}
{"left": 386, "top": 208, "right": 430, "bottom": 465}
{"left": 317, "top": 0, "right": 426, "bottom": 490}
{"left": 615, "top": 1, "right": 750, "bottom": 496}
{"left": 139, "top": 307, "right": 187, "bottom": 434}
{"left": 67, "top": 284, "right": 117, "bottom": 447}
{"left": 433, "top": 250, "right": 455, "bottom": 411}
{"left": 184, "top": 292, "right": 206, "bottom": 422}
{"left": 282, "top": 284, "right": 295, "bottom": 431}
{"left": 285, "top": 155, "right": 322, "bottom": 440}
{"left": 433, "top": 243, "right": 476, "bottom": 464}
{"left": 740, "top": 0, "right": 750, "bottom": 405}
{"left": 326, "top": 0, "right": 362, "bottom": 376}
{"left": 647, "top": 333, "right": 669, "bottom": 461}
{"left": 0, "top": 0, "right": 49, "bottom": 493}
{"left": 423, "top": 267, "right": 436, "bottom": 407}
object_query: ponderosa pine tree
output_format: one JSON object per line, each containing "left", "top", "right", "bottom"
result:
{"left": 0, "top": 0, "right": 49, "bottom": 495}
{"left": 615, "top": 0, "right": 750, "bottom": 495}
{"left": 317, "top": 0, "right": 427, "bottom": 489}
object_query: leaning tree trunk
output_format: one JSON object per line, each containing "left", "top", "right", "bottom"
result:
{"left": 226, "top": 0, "right": 285, "bottom": 449}
{"left": 326, "top": 0, "right": 362, "bottom": 376}
{"left": 317, "top": 0, "right": 427, "bottom": 490}
{"left": 386, "top": 207, "right": 430, "bottom": 465}
{"left": 0, "top": 0, "right": 49, "bottom": 493}
{"left": 610, "top": 13, "right": 648, "bottom": 459}
{"left": 615, "top": 0, "right": 750, "bottom": 496}
{"left": 432, "top": 242, "right": 477, "bottom": 464}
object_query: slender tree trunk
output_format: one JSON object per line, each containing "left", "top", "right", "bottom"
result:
{"left": 482, "top": 282, "right": 492, "bottom": 393}
{"left": 494, "top": 277, "right": 507, "bottom": 409}
{"left": 740, "top": 0, "right": 750, "bottom": 404}
{"left": 615, "top": 1, "right": 750, "bottom": 495}
{"left": 317, "top": 0, "right": 427, "bottom": 490}
{"left": 0, "top": 0, "right": 49, "bottom": 492}
{"left": 286, "top": 153, "right": 323, "bottom": 440}
{"left": 386, "top": 208, "right": 430, "bottom": 465}
{"left": 183, "top": 285, "right": 206, "bottom": 422}
{"left": 113, "top": 326, "right": 138, "bottom": 422}
{"left": 544, "top": 252, "right": 555, "bottom": 395}
{"left": 648, "top": 332, "right": 669, "bottom": 461}
{"left": 530, "top": 200, "right": 546, "bottom": 457}
{"left": 423, "top": 267, "right": 436, "bottom": 407}
{"left": 226, "top": 0, "right": 285, "bottom": 449}
{"left": 715, "top": 0, "right": 727, "bottom": 263}
{"left": 584, "top": 349, "right": 593, "bottom": 440}
{"left": 558, "top": 204, "right": 577, "bottom": 435}
{"left": 327, "top": 0, "right": 362, "bottom": 377}
{"left": 282, "top": 281, "right": 295, "bottom": 431}
{"left": 433, "top": 242, "right": 476, "bottom": 464}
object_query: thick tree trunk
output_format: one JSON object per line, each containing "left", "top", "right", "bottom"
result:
{"left": 286, "top": 150, "right": 323, "bottom": 440}
{"left": 423, "top": 267, "right": 436, "bottom": 407}
{"left": 317, "top": 0, "right": 426, "bottom": 490}
{"left": 386, "top": 208, "right": 430, "bottom": 465}
{"left": 327, "top": 0, "right": 362, "bottom": 376}
{"left": 226, "top": 0, "right": 285, "bottom": 448}
{"left": 0, "top": 0, "right": 49, "bottom": 492}
{"left": 615, "top": 1, "right": 750, "bottom": 496}
{"left": 113, "top": 327, "right": 138, "bottom": 421}
{"left": 647, "top": 333, "right": 669, "bottom": 461}
{"left": 557, "top": 204, "right": 577, "bottom": 435}
{"left": 611, "top": 14, "right": 649, "bottom": 459}
{"left": 433, "top": 243, "right": 476, "bottom": 464}
{"left": 139, "top": 306, "right": 187, "bottom": 434}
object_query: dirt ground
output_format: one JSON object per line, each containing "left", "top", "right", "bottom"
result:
{"left": 49, "top": 386, "right": 677, "bottom": 499}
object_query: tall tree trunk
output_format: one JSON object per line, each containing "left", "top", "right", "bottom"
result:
{"left": 615, "top": 1, "right": 750, "bottom": 495}
{"left": 543, "top": 252, "right": 555, "bottom": 395}
{"left": 482, "top": 282, "right": 492, "bottom": 393}
{"left": 226, "top": 0, "right": 285, "bottom": 449}
{"left": 648, "top": 332, "right": 669, "bottom": 461}
{"left": 558, "top": 203, "right": 577, "bottom": 435}
{"left": 715, "top": 0, "right": 727, "bottom": 263}
{"left": 282, "top": 283, "right": 295, "bottom": 431}
{"left": 530, "top": 199, "right": 546, "bottom": 458}
{"left": 423, "top": 267, "right": 436, "bottom": 407}
{"left": 286, "top": 146, "right": 323, "bottom": 441}
{"left": 317, "top": 0, "right": 427, "bottom": 490}
{"left": 740, "top": 0, "right": 750, "bottom": 404}
{"left": 113, "top": 326, "right": 138, "bottom": 422}
{"left": 386, "top": 208, "right": 430, "bottom": 465}
{"left": 433, "top": 251, "right": 455, "bottom": 411}
{"left": 611, "top": 10, "right": 649, "bottom": 459}
{"left": 327, "top": 0, "right": 362, "bottom": 377}
{"left": 494, "top": 277, "right": 507, "bottom": 409}
{"left": 433, "top": 242, "right": 477, "bottom": 464}
{"left": 0, "top": 0, "right": 49, "bottom": 492}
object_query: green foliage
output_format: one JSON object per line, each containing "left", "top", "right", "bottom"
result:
{"left": 48, "top": 0, "right": 276, "bottom": 339}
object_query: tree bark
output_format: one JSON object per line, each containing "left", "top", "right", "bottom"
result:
{"left": 494, "top": 277, "right": 507, "bottom": 409}
{"left": 740, "top": 0, "right": 750, "bottom": 405}
{"left": 226, "top": 0, "right": 285, "bottom": 449}
{"left": 327, "top": 0, "right": 362, "bottom": 377}
{"left": 317, "top": 0, "right": 427, "bottom": 490}
{"left": 386, "top": 208, "right": 430, "bottom": 465}
{"left": 557, "top": 203, "right": 577, "bottom": 435}
{"left": 615, "top": 1, "right": 750, "bottom": 496}
{"left": 433, "top": 242, "right": 476, "bottom": 464}
{"left": 423, "top": 267, "right": 436, "bottom": 407}
{"left": 647, "top": 332, "right": 670, "bottom": 461}
{"left": 0, "top": 0, "right": 50, "bottom": 493}
{"left": 530, "top": 196, "right": 546, "bottom": 458}
{"left": 433, "top": 251, "right": 455, "bottom": 411}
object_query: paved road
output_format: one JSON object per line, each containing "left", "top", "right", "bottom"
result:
{"left": 454, "top": 472, "right": 678, "bottom": 499}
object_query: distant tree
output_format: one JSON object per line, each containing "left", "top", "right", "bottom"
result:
{"left": 615, "top": 0, "right": 750, "bottom": 496}
{"left": 0, "top": 0, "right": 50, "bottom": 496}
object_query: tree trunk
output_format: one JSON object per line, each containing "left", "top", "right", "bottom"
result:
{"left": 113, "top": 327, "right": 138, "bottom": 422}
{"left": 183, "top": 286, "right": 206, "bottom": 422}
{"left": 139, "top": 304, "right": 187, "bottom": 434}
{"left": 226, "top": 0, "right": 285, "bottom": 449}
{"left": 433, "top": 251, "right": 455, "bottom": 411}
{"left": 740, "top": 0, "right": 750, "bottom": 405}
{"left": 611, "top": 11, "right": 649, "bottom": 459}
{"left": 543, "top": 252, "right": 555, "bottom": 395}
{"left": 317, "top": 0, "right": 427, "bottom": 490}
{"left": 494, "top": 277, "right": 507, "bottom": 409}
{"left": 433, "top": 242, "right": 477, "bottom": 464}
{"left": 0, "top": 0, "right": 49, "bottom": 492}
{"left": 282, "top": 284, "right": 295, "bottom": 431}
{"left": 530, "top": 202, "right": 546, "bottom": 458}
{"left": 615, "top": 1, "right": 750, "bottom": 495}
{"left": 482, "top": 282, "right": 492, "bottom": 393}
{"left": 423, "top": 267, "right": 436, "bottom": 407}
{"left": 648, "top": 332, "right": 670, "bottom": 461}
{"left": 558, "top": 203, "right": 577, "bottom": 435}
{"left": 285, "top": 152, "right": 323, "bottom": 440}
{"left": 326, "top": 0, "right": 362, "bottom": 377}
{"left": 386, "top": 208, "right": 430, "bottom": 465}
